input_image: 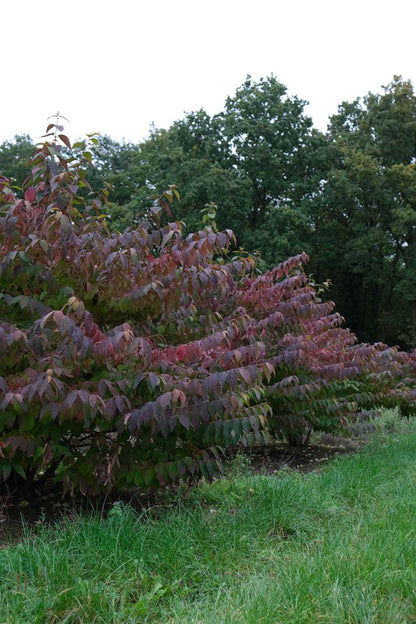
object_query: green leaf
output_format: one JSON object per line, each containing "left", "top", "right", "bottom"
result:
{"left": 143, "top": 468, "right": 154, "bottom": 486}
{"left": 40, "top": 239, "right": 49, "bottom": 253}
{"left": 1, "top": 463, "right": 12, "bottom": 481}
{"left": 12, "top": 463, "right": 26, "bottom": 479}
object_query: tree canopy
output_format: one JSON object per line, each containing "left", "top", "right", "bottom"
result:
{"left": 309, "top": 77, "right": 416, "bottom": 347}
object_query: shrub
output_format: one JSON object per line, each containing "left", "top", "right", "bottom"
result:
{"left": 0, "top": 126, "right": 415, "bottom": 494}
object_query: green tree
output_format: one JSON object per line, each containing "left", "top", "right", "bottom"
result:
{"left": 72, "top": 134, "right": 144, "bottom": 229}
{"left": 133, "top": 112, "right": 252, "bottom": 240}
{"left": 0, "top": 135, "right": 34, "bottom": 193}
{"left": 84, "top": 134, "right": 140, "bottom": 204}
{"left": 213, "top": 75, "right": 323, "bottom": 264}
{"left": 309, "top": 77, "right": 416, "bottom": 348}
{"left": 131, "top": 76, "right": 322, "bottom": 264}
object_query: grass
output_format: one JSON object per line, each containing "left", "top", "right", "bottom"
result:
{"left": 1, "top": 411, "right": 416, "bottom": 622}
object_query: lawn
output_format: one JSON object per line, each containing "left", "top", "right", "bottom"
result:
{"left": 1, "top": 411, "right": 416, "bottom": 623}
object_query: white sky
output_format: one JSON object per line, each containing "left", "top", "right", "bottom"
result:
{"left": 2, "top": 0, "right": 416, "bottom": 144}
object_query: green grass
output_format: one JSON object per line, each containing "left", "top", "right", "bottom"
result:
{"left": 2, "top": 412, "right": 416, "bottom": 623}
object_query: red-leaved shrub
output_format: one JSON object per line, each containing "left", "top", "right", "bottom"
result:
{"left": 0, "top": 127, "right": 415, "bottom": 494}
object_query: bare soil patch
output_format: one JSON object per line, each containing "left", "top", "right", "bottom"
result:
{"left": 244, "top": 434, "right": 364, "bottom": 475}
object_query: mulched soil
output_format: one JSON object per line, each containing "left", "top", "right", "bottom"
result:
{"left": 244, "top": 434, "right": 363, "bottom": 475}
{"left": 0, "top": 433, "right": 366, "bottom": 546}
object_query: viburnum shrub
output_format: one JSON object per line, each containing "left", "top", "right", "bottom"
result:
{"left": 0, "top": 126, "right": 415, "bottom": 494}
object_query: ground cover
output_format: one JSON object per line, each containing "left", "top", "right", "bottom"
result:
{"left": 1, "top": 411, "right": 416, "bottom": 623}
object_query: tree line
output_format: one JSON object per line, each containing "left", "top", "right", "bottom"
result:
{"left": 2, "top": 75, "right": 416, "bottom": 350}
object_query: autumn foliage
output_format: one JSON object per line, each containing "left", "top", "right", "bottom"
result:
{"left": 0, "top": 127, "right": 415, "bottom": 495}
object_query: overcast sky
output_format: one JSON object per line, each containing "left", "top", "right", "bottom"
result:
{"left": 2, "top": 0, "right": 416, "bottom": 144}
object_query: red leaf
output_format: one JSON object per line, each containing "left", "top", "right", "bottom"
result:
{"left": 178, "top": 413, "right": 191, "bottom": 429}
{"left": 159, "top": 392, "right": 171, "bottom": 411}
{"left": 58, "top": 134, "right": 71, "bottom": 149}
{"left": 172, "top": 389, "right": 186, "bottom": 407}
{"left": 24, "top": 186, "right": 36, "bottom": 203}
